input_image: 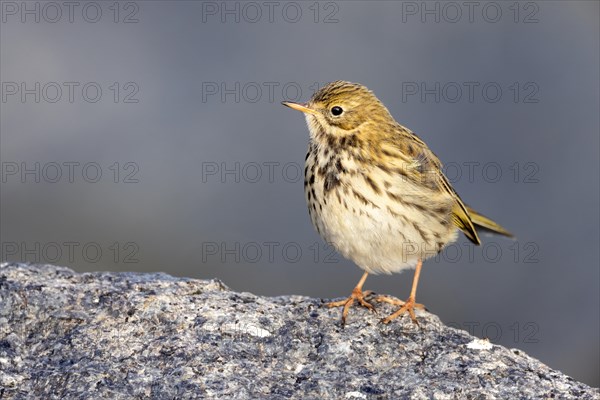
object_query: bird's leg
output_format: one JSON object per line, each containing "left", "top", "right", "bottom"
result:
{"left": 325, "top": 271, "right": 375, "bottom": 326}
{"left": 377, "top": 259, "right": 426, "bottom": 325}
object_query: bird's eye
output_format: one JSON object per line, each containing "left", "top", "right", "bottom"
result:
{"left": 331, "top": 106, "right": 343, "bottom": 116}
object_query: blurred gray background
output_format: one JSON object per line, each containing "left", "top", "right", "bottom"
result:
{"left": 1, "top": 0, "right": 598, "bottom": 387}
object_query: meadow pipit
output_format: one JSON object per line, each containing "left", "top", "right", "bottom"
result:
{"left": 282, "top": 81, "right": 512, "bottom": 326}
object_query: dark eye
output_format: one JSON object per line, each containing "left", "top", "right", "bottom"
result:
{"left": 331, "top": 106, "right": 343, "bottom": 116}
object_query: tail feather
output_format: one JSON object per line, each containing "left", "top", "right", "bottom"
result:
{"left": 465, "top": 206, "right": 514, "bottom": 239}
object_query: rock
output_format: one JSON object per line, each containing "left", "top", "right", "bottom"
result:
{"left": 0, "top": 263, "right": 597, "bottom": 399}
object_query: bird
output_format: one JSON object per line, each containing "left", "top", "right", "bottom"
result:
{"left": 282, "top": 80, "right": 512, "bottom": 326}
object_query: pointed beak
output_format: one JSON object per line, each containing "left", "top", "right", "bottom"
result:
{"left": 281, "top": 101, "right": 318, "bottom": 115}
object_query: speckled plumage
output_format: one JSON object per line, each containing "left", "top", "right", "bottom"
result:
{"left": 284, "top": 81, "right": 512, "bottom": 324}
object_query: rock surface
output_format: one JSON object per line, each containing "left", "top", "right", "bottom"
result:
{"left": 0, "top": 263, "right": 597, "bottom": 399}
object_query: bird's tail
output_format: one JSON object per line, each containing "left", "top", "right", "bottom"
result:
{"left": 466, "top": 206, "right": 513, "bottom": 239}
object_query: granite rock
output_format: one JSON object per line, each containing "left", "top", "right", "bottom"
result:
{"left": 0, "top": 263, "right": 597, "bottom": 399}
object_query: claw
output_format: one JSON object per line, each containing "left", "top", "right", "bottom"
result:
{"left": 379, "top": 296, "right": 425, "bottom": 325}
{"left": 326, "top": 287, "right": 376, "bottom": 326}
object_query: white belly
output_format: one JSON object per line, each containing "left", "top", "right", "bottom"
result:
{"left": 305, "top": 154, "right": 457, "bottom": 275}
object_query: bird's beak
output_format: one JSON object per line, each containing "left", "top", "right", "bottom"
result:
{"left": 281, "top": 101, "right": 318, "bottom": 116}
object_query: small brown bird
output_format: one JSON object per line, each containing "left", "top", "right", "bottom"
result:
{"left": 282, "top": 81, "right": 512, "bottom": 326}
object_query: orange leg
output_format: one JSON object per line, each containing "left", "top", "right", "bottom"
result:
{"left": 377, "top": 259, "right": 426, "bottom": 325}
{"left": 326, "top": 271, "right": 375, "bottom": 326}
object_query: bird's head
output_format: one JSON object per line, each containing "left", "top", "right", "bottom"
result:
{"left": 282, "top": 81, "right": 394, "bottom": 141}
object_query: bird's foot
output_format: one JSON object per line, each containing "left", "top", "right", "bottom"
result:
{"left": 325, "top": 287, "right": 376, "bottom": 326}
{"left": 375, "top": 295, "right": 425, "bottom": 325}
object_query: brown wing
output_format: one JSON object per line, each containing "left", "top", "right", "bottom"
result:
{"left": 438, "top": 173, "right": 481, "bottom": 245}
{"left": 396, "top": 128, "right": 481, "bottom": 245}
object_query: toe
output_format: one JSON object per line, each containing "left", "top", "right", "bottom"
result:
{"left": 358, "top": 298, "right": 376, "bottom": 312}
{"left": 374, "top": 295, "right": 405, "bottom": 306}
